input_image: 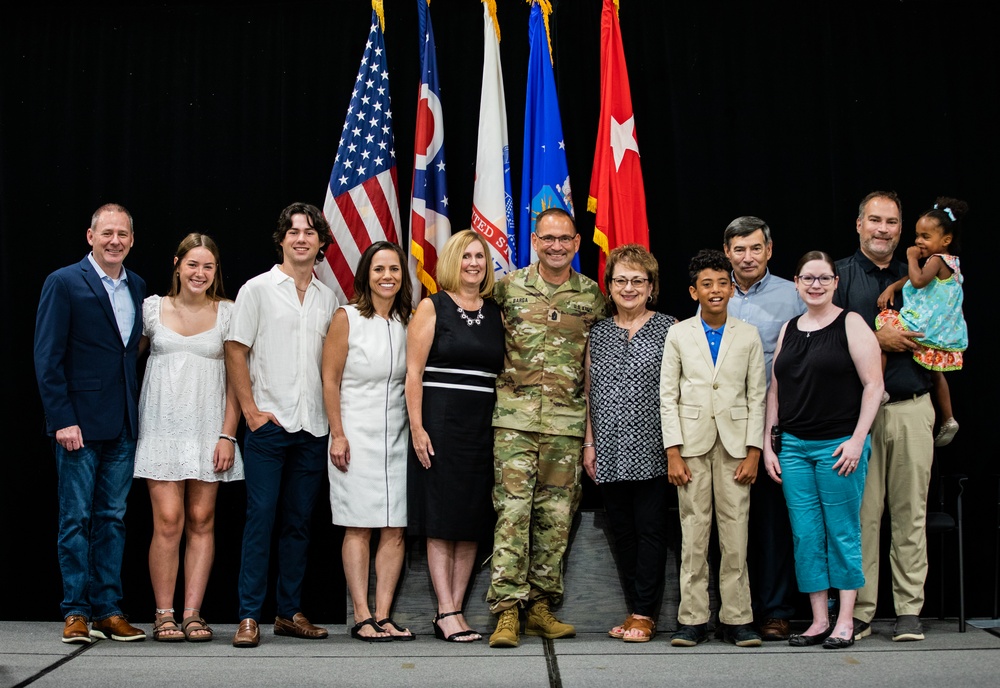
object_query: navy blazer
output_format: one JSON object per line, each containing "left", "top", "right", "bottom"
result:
{"left": 34, "top": 255, "right": 146, "bottom": 441}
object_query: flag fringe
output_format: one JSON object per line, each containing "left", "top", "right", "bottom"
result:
{"left": 527, "top": 0, "right": 555, "bottom": 67}
{"left": 587, "top": 194, "right": 598, "bottom": 214}
{"left": 593, "top": 226, "right": 610, "bottom": 255}
{"left": 373, "top": 0, "right": 386, "bottom": 31}
{"left": 485, "top": 0, "right": 501, "bottom": 42}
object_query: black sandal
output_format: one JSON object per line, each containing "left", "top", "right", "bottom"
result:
{"left": 350, "top": 617, "right": 392, "bottom": 643}
{"left": 432, "top": 610, "right": 481, "bottom": 642}
{"left": 377, "top": 616, "right": 416, "bottom": 640}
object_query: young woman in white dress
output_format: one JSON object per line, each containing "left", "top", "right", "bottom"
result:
{"left": 134, "top": 233, "right": 243, "bottom": 642}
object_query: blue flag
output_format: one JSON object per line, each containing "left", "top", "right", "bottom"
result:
{"left": 517, "top": 1, "right": 579, "bottom": 270}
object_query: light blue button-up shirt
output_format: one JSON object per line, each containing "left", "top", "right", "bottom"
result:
{"left": 88, "top": 252, "right": 135, "bottom": 344}
{"left": 728, "top": 269, "right": 805, "bottom": 384}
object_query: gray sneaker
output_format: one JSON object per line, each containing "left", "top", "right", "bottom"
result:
{"left": 892, "top": 615, "right": 924, "bottom": 641}
{"left": 853, "top": 618, "right": 871, "bottom": 640}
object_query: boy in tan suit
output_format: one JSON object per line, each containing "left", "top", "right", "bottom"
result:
{"left": 660, "top": 249, "right": 766, "bottom": 647}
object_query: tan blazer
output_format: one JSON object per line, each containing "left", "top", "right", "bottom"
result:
{"left": 660, "top": 315, "right": 766, "bottom": 459}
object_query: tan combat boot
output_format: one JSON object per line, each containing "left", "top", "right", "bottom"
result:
{"left": 489, "top": 607, "right": 521, "bottom": 648}
{"left": 525, "top": 598, "right": 575, "bottom": 639}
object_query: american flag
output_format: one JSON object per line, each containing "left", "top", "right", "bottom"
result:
{"left": 408, "top": 0, "right": 451, "bottom": 308}
{"left": 317, "top": 7, "right": 401, "bottom": 304}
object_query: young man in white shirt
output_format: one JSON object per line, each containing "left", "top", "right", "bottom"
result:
{"left": 226, "top": 203, "right": 339, "bottom": 647}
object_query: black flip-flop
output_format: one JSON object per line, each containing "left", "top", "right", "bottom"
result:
{"left": 377, "top": 616, "right": 416, "bottom": 641}
{"left": 350, "top": 617, "right": 392, "bottom": 642}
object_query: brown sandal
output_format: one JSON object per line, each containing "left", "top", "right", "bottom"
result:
{"left": 152, "top": 615, "right": 184, "bottom": 642}
{"left": 182, "top": 615, "right": 214, "bottom": 642}
{"left": 622, "top": 614, "right": 655, "bottom": 643}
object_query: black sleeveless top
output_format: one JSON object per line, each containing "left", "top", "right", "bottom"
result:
{"left": 774, "top": 310, "right": 864, "bottom": 440}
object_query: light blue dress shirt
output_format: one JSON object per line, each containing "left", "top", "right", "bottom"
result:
{"left": 87, "top": 252, "right": 135, "bottom": 345}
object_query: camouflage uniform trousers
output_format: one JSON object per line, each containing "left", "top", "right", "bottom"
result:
{"left": 488, "top": 428, "right": 583, "bottom": 612}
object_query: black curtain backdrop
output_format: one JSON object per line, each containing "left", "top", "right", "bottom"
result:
{"left": 3, "top": 0, "right": 997, "bottom": 622}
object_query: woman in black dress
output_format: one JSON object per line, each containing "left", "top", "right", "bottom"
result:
{"left": 406, "top": 230, "right": 504, "bottom": 642}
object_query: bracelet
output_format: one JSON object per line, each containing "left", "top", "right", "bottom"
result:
{"left": 219, "top": 434, "right": 237, "bottom": 444}
{"left": 581, "top": 442, "right": 595, "bottom": 448}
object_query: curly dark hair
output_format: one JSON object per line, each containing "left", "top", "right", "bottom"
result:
{"left": 273, "top": 202, "right": 334, "bottom": 264}
{"left": 919, "top": 196, "right": 968, "bottom": 255}
{"left": 688, "top": 248, "right": 731, "bottom": 286}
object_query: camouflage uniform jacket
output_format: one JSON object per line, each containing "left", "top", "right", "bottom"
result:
{"left": 492, "top": 263, "right": 608, "bottom": 437}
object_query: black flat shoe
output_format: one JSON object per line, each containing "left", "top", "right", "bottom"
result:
{"left": 823, "top": 635, "right": 855, "bottom": 649}
{"left": 788, "top": 627, "right": 832, "bottom": 646}
{"left": 377, "top": 616, "right": 415, "bottom": 641}
{"left": 350, "top": 617, "right": 392, "bottom": 643}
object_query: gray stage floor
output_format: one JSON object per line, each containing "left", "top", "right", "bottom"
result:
{"left": 3, "top": 619, "right": 1000, "bottom": 688}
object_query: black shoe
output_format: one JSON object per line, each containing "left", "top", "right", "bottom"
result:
{"left": 788, "top": 626, "right": 832, "bottom": 647}
{"left": 823, "top": 634, "right": 855, "bottom": 649}
{"left": 670, "top": 623, "right": 709, "bottom": 647}
{"left": 853, "top": 618, "right": 871, "bottom": 640}
{"left": 716, "top": 623, "right": 762, "bottom": 647}
{"left": 892, "top": 615, "right": 924, "bottom": 642}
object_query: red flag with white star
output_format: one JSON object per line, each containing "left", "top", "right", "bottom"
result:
{"left": 587, "top": 0, "right": 649, "bottom": 286}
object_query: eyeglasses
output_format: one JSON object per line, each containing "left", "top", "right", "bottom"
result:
{"left": 611, "top": 277, "right": 650, "bottom": 288}
{"left": 796, "top": 274, "right": 836, "bottom": 286}
{"left": 534, "top": 234, "right": 577, "bottom": 246}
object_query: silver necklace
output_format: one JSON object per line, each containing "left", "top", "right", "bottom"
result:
{"left": 458, "top": 305, "right": 484, "bottom": 326}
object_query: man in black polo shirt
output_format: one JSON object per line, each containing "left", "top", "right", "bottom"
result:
{"left": 834, "top": 191, "right": 934, "bottom": 642}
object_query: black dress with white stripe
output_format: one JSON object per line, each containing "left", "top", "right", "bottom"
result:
{"left": 407, "top": 291, "right": 504, "bottom": 541}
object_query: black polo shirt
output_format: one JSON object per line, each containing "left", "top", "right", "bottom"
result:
{"left": 834, "top": 250, "right": 932, "bottom": 399}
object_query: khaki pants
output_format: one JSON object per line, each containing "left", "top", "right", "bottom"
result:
{"left": 677, "top": 435, "right": 752, "bottom": 626}
{"left": 855, "top": 394, "right": 934, "bottom": 622}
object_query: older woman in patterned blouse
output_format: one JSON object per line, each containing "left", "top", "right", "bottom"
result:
{"left": 584, "top": 244, "right": 677, "bottom": 643}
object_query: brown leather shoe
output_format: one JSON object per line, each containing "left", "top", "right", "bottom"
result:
{"left": 62, "top": 615, "right": 92, "bottom": 644}
{"left": 759, "top": 618, "right": 791, "bottom": 641}
{"left": 90, "top": 615, "right": 146, "bottom": 642}
{"left": 233, "top": 618, "right": 260, "bottom": 648}
{"left": 274, "top": 612, "right": 328, "bottom": 639}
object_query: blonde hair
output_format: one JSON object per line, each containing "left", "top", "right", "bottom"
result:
{"left": 435, "top": 230, "right": 495, "bottom": 298}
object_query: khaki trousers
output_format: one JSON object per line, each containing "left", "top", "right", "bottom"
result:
{"left": 855, "top": 394, "right": 935, "bottom": 622}
{"left": 677, "top": 435, "right": 752, "bottom": 626}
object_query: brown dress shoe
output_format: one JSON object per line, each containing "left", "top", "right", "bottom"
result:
{"left": 759, "top": 618, "right": 791, "bottom": 641}
{"left": 63, "top": 615, "right": 92, "bottom": 644}
{"left": 90, "top": 615, "right": 146, "bottom": 641}
{"left": 274, "top": 612, "right": 328, "bottom": 639}
{"left": 233, "top": 618, "right": 260, "bottom": 647}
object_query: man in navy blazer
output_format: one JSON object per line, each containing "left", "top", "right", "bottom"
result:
{"left": 34, "top": 203, "right": 147, "bottom": 644}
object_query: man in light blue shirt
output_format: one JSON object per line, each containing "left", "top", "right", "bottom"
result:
{"left": 723, "top": 216, "right": 805, "bottom": 641}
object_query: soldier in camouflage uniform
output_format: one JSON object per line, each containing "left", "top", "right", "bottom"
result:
{"left": 488, "top": 208, "right": 608, "bottom": 648}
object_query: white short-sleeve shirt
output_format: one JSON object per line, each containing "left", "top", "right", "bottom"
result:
{"left": 227, "top": 265, "right": 338, "bottom": 436}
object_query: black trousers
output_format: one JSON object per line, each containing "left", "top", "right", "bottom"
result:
{"left": 602, "top": 475, "right": 671, "bottom": 618}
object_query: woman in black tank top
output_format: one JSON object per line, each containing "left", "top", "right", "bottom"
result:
{"left": 763, "top": 252, "right": 883, "bottom": 649}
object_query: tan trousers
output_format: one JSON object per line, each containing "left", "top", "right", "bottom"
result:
{"left": 855, "top": 394, "right": 935, "bottom": 622}
{"left": 677, "top": 435, "right": 752, "bottom": 626}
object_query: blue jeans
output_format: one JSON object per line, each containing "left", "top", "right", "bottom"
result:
{"left": 779, "top": 432, "right": 870, "bottom": 593}
{"left": 54, "top": 427, "right": 136, "bottom": 620}
{"left": 238, "top": 423, "right": 327, "bottom": 620}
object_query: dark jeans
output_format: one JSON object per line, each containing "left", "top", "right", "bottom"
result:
{"left": 602, "top": 475, "right": 671, "bottom": 617}
{"left": 54, "top": 427, "right": 136, "bottom": 620}
{"left": 238, "top": 423, "right": 327, "bottom": 620}
{"left": 748, "top": 469, "right": 798, "bottom": 620}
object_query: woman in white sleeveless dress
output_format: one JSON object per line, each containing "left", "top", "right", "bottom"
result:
{"left": 134, "top": 233, "right": 243, "bottom": 642}
{"left": 324, "top": 241, "right": 412, "bottom": 642}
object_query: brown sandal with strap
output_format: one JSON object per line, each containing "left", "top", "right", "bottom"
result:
{"left": 182, "top": 615, "right": 214, "bottom": 642}
{"left": 622, "top": 613, "right": 655, "bottom": 643}
{"left": 153, "top": 615, "right": 184, "bottom": 642}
